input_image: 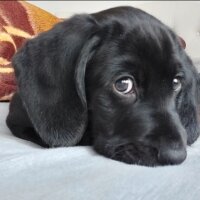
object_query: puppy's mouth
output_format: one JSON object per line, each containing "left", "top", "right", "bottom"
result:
{"left": 96, "top": 142, "right": 187, "bottom": 167}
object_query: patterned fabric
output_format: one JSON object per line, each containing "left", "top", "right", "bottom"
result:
{"left": 0, "top": 1, "right": 61, "bottom": 101}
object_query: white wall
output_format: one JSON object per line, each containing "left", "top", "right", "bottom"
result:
{"left": 27, "top": 1, "right": 155, "bottom": 17}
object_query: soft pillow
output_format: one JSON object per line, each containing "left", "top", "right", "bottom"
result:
{"left": 0, "top": 1, "right": 61, "bottom": 101}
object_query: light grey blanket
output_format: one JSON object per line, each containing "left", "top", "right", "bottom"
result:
{"left": 0, "top": 103, "right": 200, "bottom": 200}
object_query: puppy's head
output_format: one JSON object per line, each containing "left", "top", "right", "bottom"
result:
{"left": 12, "top": 7, "right": 200, "bottom": 166}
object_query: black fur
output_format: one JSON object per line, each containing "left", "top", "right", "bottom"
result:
{"left": 6, "top": 7, "right": 200, "bottom": 166}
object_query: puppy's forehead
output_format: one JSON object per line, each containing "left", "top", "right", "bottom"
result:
{"left": 95, "top": 7, "right": 181, "bottom": 69}
{"left": 119, "top": 22, "right": 180, "bottom": 74}
{"left": 121, "top": 23, "right": 177, "bottom": 61}
{"left": 102, "top": 22, "right": 179, "bottom": 74}
{"left": 90, "top": 7, "right": 185, "bottom": 86}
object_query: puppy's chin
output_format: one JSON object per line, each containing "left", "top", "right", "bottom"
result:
{"left": 94, "top": 141, "right": 158, "bottom": 166}
{"left": 93, "top": 138, "right": 186, "bottom": 167}
{"left": 99, "top": 144, "right": 161, "bottom": 167}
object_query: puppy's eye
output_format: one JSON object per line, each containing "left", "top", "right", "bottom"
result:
{"left": 173, "top": 78, "right": 182, "bottom": 92}
{"left": 114, "top": 77, "right": 134, "bottom": 94}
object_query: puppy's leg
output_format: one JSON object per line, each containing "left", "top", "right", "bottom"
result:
{"left": 6, "top": 93, "right": 48, "bottom": 147}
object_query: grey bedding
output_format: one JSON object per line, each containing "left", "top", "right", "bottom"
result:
{"left": 0, "top": 103, "right": 200, "bottom": 200}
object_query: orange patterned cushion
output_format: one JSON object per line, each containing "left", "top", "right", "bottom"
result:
{"left": 0, "top": 1, "right": 61, "bottom": 101}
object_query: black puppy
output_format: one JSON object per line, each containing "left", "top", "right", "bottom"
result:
{"left": 6, "top": 6, "right": 200, "bottom": 166}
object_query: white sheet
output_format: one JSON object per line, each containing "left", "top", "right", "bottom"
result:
{"left": 1, "top": 103, "right": 200, "bottom": 200}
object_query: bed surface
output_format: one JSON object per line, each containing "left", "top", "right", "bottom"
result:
{"left": 1, "top": 102, "right": 200, "bottom": 200}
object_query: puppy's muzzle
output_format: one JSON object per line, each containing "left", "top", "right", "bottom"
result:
{"left": 150, "top": 111, "right": 187, "bottom": 165}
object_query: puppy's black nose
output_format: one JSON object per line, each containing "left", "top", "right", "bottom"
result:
{"left": 158, "top": 147, "right": 187, "bottom": 165}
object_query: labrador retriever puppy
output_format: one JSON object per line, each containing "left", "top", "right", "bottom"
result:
{"left": 6, "top": 6, "right": 200, "bottom": 166}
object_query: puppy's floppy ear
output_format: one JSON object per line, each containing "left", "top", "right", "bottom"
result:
{"left": 12, "top": 15, "right": 100, "bottom": 147}
{"left": 177, "top": 68, "right": 200, "bottom": 145}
